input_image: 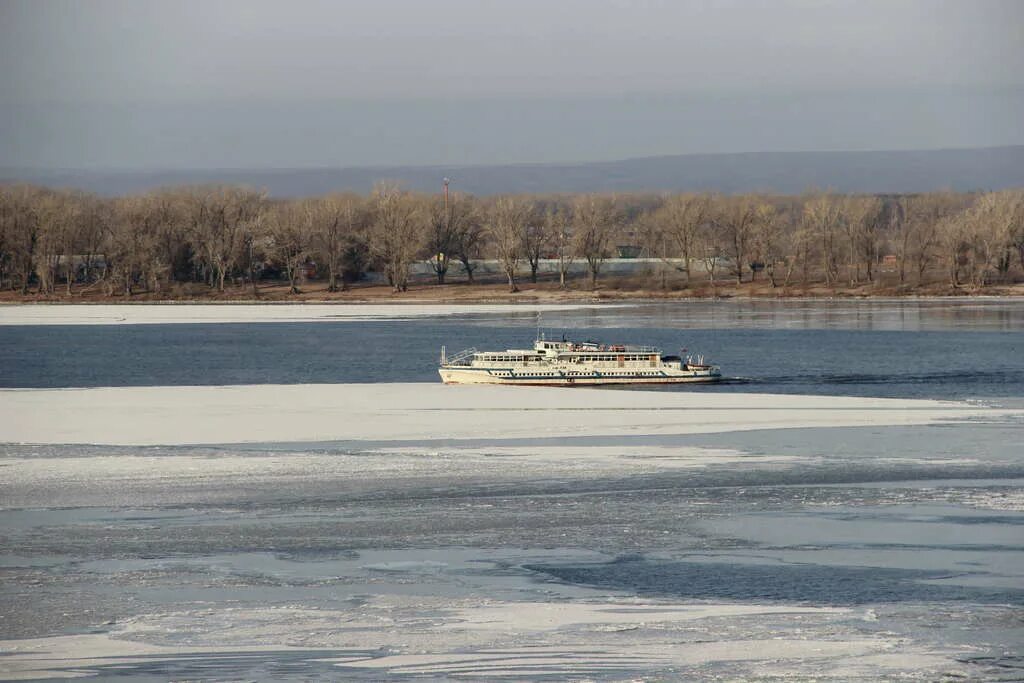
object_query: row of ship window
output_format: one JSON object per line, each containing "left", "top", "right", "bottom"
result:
{"left": 481, "top": 355, "right": 652, "bottom": 363}
{"left": 565, "top": 371, "right": 663, "bottom": 376}
{"left": 490, "top": 370, "right": 665, "bottom": 376}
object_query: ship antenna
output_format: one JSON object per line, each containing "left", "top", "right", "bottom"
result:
{"left": 536, "top": 311, "right": 542, "bottom": 342}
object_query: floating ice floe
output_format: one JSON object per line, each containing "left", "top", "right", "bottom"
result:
{"left": 1, "top": 383, "right": 1016, "bottom": 447}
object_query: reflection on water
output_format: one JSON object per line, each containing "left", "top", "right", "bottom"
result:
{"left": 541, "top": 299, "right": 1024, "bottom": 332}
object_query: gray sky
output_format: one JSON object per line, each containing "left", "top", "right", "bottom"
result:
{"left": 2, "top": 0, "right": 1022, "bottom": 168}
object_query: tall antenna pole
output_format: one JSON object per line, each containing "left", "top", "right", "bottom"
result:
{"left": 439, "top": 178, "right": 452, "bottom": 282}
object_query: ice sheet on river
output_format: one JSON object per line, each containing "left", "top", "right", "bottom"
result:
{"left": 0, "top": 382, "right": 1018, "bottom": 446}
{"left": 0, "top": 597, "right": 962, "bottom": 680}
{"left": 2, "top": 383, "right": 1021, "bottom": 680}
{"left": 0, "top": 302, "right": 601, "bottom": 326}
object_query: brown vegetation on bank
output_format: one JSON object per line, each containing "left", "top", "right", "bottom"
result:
{"left": 1, "top": 183, "right": 1022, "bottom": 302}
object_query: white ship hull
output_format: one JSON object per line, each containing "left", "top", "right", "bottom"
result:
{"left": 438, "top": 336, "right": 722, "bottom": 387}
{"left": 439, "top": 367, "right": 721, "bottom": 386}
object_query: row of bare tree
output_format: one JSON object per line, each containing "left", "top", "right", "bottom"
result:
{"left": 1, "top": 183, "right": 1022, "bottom": 295}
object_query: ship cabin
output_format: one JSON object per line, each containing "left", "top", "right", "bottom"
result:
{"left": 471, "top": 349, "right": 546, "bottom": 366}
{"left": 535, "top": 339, "right": 693, "bottom": 370}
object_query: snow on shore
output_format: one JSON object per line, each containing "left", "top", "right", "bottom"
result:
{"left": 0, "top": 303, "right": 601, "bottom": 326}
{"left": 0, "top": 383, "right": 1014, "bottom": 446}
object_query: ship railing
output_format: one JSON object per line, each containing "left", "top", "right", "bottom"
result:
{"left": 444, "top": 347, "right": 477, "bottom": 366}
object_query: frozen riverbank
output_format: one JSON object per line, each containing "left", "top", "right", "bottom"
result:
{"left": 3, "top": 298, "right": 1024, "bottom": 328}
{"left": 0, "top": 302, "right": 605, "bottom": 326}
{"left": 1, "top": 383, "right": 1016, "bottom": 446}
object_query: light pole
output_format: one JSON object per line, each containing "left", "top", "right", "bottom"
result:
{"left": 439, "top": 178, "right": 452, "bottom": 284}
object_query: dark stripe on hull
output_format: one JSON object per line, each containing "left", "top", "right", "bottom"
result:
{"left": 471, "top": 379, "right": 721, "bottom": 386}
{"left": 439, "top": 371, "right": 721, "bottom": 385}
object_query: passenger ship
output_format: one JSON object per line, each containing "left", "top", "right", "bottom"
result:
{"left": 438, "top": 337, "right": 721, "bottom": 386}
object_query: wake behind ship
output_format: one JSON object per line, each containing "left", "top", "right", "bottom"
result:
{"left": 439, "top": 337, "right": 721, "bottom": 386}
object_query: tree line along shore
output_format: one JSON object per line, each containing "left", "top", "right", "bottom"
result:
{"left": 1, "top": 183, "right": 1022, "bottom": 301}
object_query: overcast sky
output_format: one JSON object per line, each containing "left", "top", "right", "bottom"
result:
{"left": 2, "top": 0, "right": 1022, "bottom": 168}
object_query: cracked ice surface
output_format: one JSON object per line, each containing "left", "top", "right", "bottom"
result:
{"left": 1, "top": 383, "right": 1022, "bottom": 680}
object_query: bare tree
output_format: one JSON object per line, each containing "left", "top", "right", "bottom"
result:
{"left": 105, "top": 193, "right": 183, "bottom": 295}
{"left": 840, "top": 195, "right": 883, "bottom": 285}
{"left": 572, "top": 194, "right": 619, "bottom": 290}
{"left": 987, "top": 190, "right": 1024, "bottom": 281}
{"left": 265, "top": 201, "right": 309, "bottom": 294}
{"left": 75, "top": 197, "right": 113, "bottom": 288}
{"left": 424, "top": 195, "right": 457, "bottom": 284}
{"left": 522, "top": 214, "right": 549, "bottom": 284}
{"left": 308, "top": 194, "right": 364, "bottom": 292}
{"left": 802, "top": 192, "right": 842, "bottom": 287}
{"left": 0, "top": 198, "right": 8, "bottom": 290}
{"left": 187, "top": 187, "right": 266, "bottom": 292}
{"left": 1010, "top": 190, "right": 1024, "bottom": 271}
{"left": 4, "top": 184, "right": 1017, "bottom": 298}
{"left": 0, "top": 185, "right": 45, "bottom": 294}
{"left": 639, "top": 210, "right": 672, "bottom": 289}
{"left": 935, "top": 210, "right": 972, "bottom": 288}
{"left": 487, "top": 196, "right": 533, "bottom": 292}
{"left": 696, "top": 214, "right": 726, "bottom": 297}
{"left": 964, "top": 191, "right": 1020, "bottom": 287}
{"left": 714, "top": 194, "right": 759, "bottom": 284}
{"left": 859, "top": 196, "right": 886, "bottom": 284}
{"left": 783, "top": 199, "right": 817, "bottom": 289}
{"left": 445, "top": 195, "right": 482, "bottom": 284}
{"left": 34, "top": 191, "right": 74, "bottom": 294}
{"left": 83, "top": 191, "right": 171, "bottom": 296}
{"left": 106, "top": 196, "right": 152, "bottom": 295}
{"left": 148, "top": 191, "right": 190, "bottom": 293}
{"left": 751, "top": 201, "right": 785, "bottom": 287}
{"left": 544, "top": 206, "right": 573, "bottom": 289}
{"left": 649, "top": 193, "right": 710, "bottom": 286}
{"left": 893, "top": 192, "right": 965, "bottom": 285}
{"left": 0, "top": 199, "right": 8, "bottom": 290}
{"left": 368, "top": 183, "right": 423, "bottom": 293}
{"left": 240, "top": 225, "right": 263, "bottom": 296}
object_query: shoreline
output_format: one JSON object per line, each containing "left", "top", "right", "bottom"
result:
{"left": 1, "top": 278, "right": 1022, "bottom": 306}
{"left": 2, "top": 296, "right": 1022, "bottom": 326}
{"left": 3, "top": 292, "right": 1024, "bottom": 307}
{"left": 3, "top": 297, "right": 1022, "bottom": 327}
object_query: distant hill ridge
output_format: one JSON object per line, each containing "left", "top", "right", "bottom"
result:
{"left": 3, "top": 145, "right": 1023, "bottom": 197}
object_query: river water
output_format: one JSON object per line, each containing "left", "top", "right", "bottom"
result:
{"left": 2, "top": 299, "right": 1023, "bottom": 400}
{"left": 0, "top": 299, "right": 1022, "bottom": 681}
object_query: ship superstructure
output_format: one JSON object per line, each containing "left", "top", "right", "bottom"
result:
{"left": 439, "top": 337, "right": 721, "bottom": 385}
